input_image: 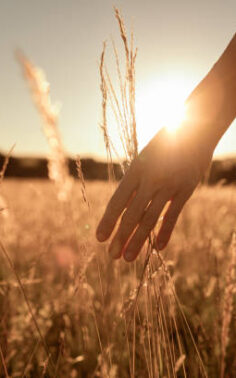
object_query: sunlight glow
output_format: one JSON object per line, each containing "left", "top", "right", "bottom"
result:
{"left": 136, "top": 77, "right": 193, "bottom": 149}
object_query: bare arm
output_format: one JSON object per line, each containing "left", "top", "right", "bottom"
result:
{"left": 184, "top": 32, "right": 236, "bottom": 149}
{"left": 96, "top": 33, "right": 236, "bottom": 262}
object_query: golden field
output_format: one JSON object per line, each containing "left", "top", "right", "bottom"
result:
{"left": 0, "top": 180, "right": 235, "bottom": 377}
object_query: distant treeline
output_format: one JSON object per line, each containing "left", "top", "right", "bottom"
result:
{"left": 0, "top": 153, "right": 123, "bottom": 181}
{"left": 0, "top": 153, "right": 235, "bottom": 184}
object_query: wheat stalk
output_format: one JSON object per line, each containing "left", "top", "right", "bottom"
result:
{"left": 100, "top": 8, "right": 138, "bottom": 169}
{"left": 0, "top": 341, "right": 9, "bottom": 378}
{"left": 17, "top": 51, "right": 72, "bottom": 202}
{"left": 220, "top": 232, "right": 236, "bottom": 378}
{"left": 0, "top": 240, "right": 55, "bottom": 373}
{"left": 0, "top": 144, "right": 15, "bottom": 185}
{"left": 99, "top": 9, "right": 210, "bottom": 377}
{"left": 76, "top": 155, "right": 90, "bottom": 210}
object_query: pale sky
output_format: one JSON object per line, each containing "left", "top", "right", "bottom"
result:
{"left": 1, "top": 0, "right": 235, "bottom": 159}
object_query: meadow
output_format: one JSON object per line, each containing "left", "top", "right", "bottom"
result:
{"left": 1, "top": 8, "right": 236, "bottom": 377}
{"left": 0, "top": 179, "right": 235, "bottom": 377}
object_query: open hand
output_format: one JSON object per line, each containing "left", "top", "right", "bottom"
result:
{"left": 96, "top": 125, "right": 213, "bottom": 262}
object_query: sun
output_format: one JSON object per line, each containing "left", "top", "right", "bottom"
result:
{"left": 136, "top": 76, "right": 193, "bottom": 149}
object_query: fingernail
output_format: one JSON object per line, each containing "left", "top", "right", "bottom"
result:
{"left": 124, "top": 250, "right": 133, "bottom": 262}
{"left": 96, "top": 231, "right": 106, "bottom": 242}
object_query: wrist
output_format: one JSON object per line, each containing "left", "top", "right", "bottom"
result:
{"left": 183, "top": 34, "right": 236, "bottom": 153}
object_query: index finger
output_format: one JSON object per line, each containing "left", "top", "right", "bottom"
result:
{"left": 96, "top": 165, "right": 138, "bottom": 242}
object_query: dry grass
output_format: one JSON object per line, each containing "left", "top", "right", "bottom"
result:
{"left": 0, "top": 145, "right": 15, "bottom": 186}
{"left": 17, "top": 51, "right": 72, "bottom": 202}
{"left": 220, "top": 232, "right": 236, "bottom": 378}
{"left": 0, "top": 181, "right": 235, "bottom": 377}
{"left": 0, "top": 7, "right": 235, "bottom": 378}
{"left": 99, "top": 10, "right": 207, "bottom": 377}
{"left": 99, "top": 8, "right": 138, "bottom": 169}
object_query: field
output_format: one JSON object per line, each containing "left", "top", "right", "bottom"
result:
{"left": 2, "top": 13, "right": 236, "bottom": 377}
{"left": 0, "top": 179, "right": 235, "bottom": 377}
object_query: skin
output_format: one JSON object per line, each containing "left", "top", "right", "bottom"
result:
{"left": 96, "top": 33, "right": 236, "bottom": 262}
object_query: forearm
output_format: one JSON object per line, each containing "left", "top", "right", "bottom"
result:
{"left": 185, "top": 33, "right": 236, "bottom": 151}
{"left": 211, "top": 33, "right": 236, "bottom": 135}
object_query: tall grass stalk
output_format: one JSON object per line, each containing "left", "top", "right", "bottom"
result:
{"left": 99, "top": 42, "right": 117, "bottom": 182}
{"left": 76, "top": 155, "right": 90, "bottom": 210}
{"left": 100, "top": 8, "right": 209, "bottom": 377}
{"left": 0, "top": 6, "right": 233, "bottom": 377}
{"left": 17, "top": 52, "right": 72, "bottom": 202}
{"left": 100, "top": 8, "right": 138, "bottom": 168}
{"left": 0, "top": 144, "right": 15, "bottom": 186}
{"left": 0, "top": 341, "right": 9, "bottom": 378}
{"left": 0, "top": 145, "right": 15, "bottom": 218}
{"left": 0, "top": 240, "right": 54, "bottom": 373}
{"left": 220, "top": 232, "right": 236, "bottom": 378}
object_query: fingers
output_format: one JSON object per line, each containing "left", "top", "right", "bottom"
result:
{"left": 156, "top": 193, "right": 188, "bottom": 250}
{"left": 123, "top": 190, "right": 172, "bottom": 262}
{"left": 96, "top": 164, "right": 138, "bottom": 242}
{"left": 108, "top": 183, "right": 152, "bottom": 259}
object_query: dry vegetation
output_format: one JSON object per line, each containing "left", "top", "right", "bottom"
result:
{"left": 0, "top": 181, "right": 236, "bottom": 377}
{"left": 0, "top": 7, "right": 235, "bottom": 378}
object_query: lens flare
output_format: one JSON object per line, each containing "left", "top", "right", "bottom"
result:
{"left": 136, "top": 77, "right": 192, "bottom": 148}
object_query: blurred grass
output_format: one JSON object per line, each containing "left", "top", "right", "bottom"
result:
{"left": 0, "top": 180, "right": 235, "bottom": 377}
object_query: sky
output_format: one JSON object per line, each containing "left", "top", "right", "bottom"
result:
{"left": 1, "top": 0, "right": 236, "bottom": 160}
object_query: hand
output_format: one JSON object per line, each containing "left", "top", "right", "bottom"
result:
{"left": 96, "top": 125, "right": 213, "bottom": 262}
